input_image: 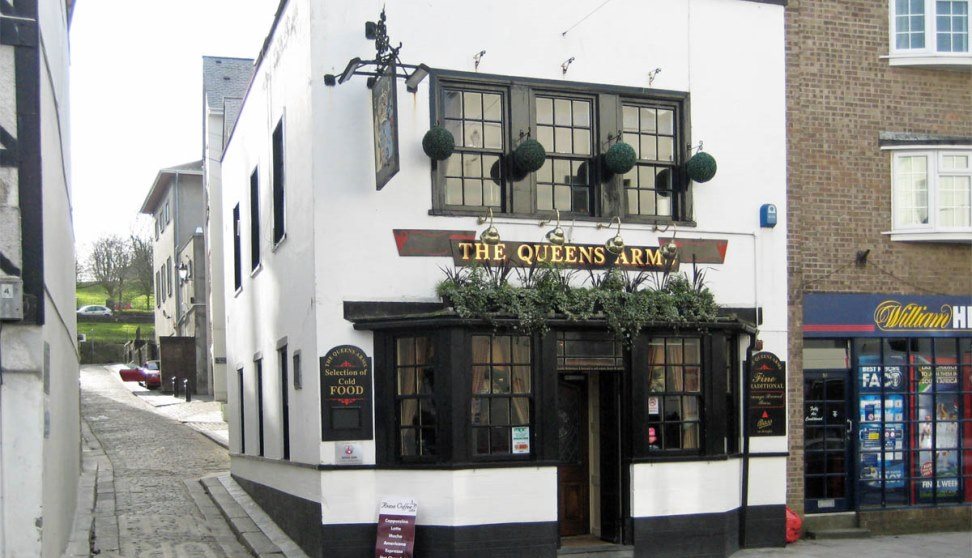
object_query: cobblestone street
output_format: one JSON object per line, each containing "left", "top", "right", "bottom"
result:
{"left": 81, "top": 365, "right": 249, "bottom": 557}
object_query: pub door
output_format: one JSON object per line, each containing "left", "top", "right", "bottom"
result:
{"left": 558, "top": 376, "right": 589, "bottom": 536}
{"left": 803, "top": 370, "right": 854, "bottom": 512}
{"left": 557, "top": 371, "right": 625, "bottom": 542}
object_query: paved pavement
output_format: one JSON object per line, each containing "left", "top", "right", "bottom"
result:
{"left": 732, "top": 531, "right": 971, "bottom": 558}
{"left": 79, "top": 365, "right": 248, "bottom": 557}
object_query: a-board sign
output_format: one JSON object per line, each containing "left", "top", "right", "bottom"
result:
{"left": 321, "top": 345, "right": 374, "bottom": 441}
{"left": 748, "top": 351, "right": 786, "bottom": 437}
{"left": 375, "top": 496, "right": 417, "bottom": 558}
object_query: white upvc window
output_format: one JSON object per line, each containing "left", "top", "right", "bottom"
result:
{"left": 889, "top": 148, "right": 972, "bottom": 241}
{"left": 889, "top": 0, "right": 971, "bottom": 66}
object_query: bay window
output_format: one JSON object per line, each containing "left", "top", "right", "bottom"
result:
{"left": 890, "top": 149, "right": 972, "bottom": 241}
{"left": 890, "top": 0, "right": 971, "bottom": 65}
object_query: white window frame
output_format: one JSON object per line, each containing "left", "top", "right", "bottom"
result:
{"left": 885, "top": 146, "right": 972, "bottom": 242}
{"left": 887, "top": 0, "right": 972, "bottom": 67}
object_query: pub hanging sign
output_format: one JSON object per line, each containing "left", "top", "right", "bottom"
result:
{"left": 321, "top": 345, "right": 374, "bottom": 442}
{"left": 748, "top": 351, "right": 786, "bottom": 437}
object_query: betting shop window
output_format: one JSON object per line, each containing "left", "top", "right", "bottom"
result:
{"left": 430, "top": 72, "right": 689, "bottom": 222}
{"left": 471, "top": 335, "right": 533, "bottom": 457}
{"left": 395, "top": 336, "right": 437, "bottom": 458}
{"left": 646, "top": 337, "right": 703, "bottom": 452}
{"left": 854, "top": 337, "right": 972, "bottom": 507}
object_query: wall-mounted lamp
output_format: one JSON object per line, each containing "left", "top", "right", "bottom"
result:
{"left": 405, "top": 63, "right": 430, "bottom": 92}
{"left": 661, "top": 240, "right": 678, "bottom": 263}
{"left": 597, "top": 216, "right": 625, "bottom": 255}
{"left": 177, "top": 262, "right": 190, "bottom": 283}
{"left": 477, "top": 208, "right": 501, "bottom": 245}
{"left": 855, "top": 249, "right": 870, "bottom": 267}
{"left": 473, "top": 50, "right": 486, "bottom": 71}
{"left": 561, "top": 57, "right": 575, "bottom": 75}
{"left": 539, "top": 210, "right": 566, "bottom": 245}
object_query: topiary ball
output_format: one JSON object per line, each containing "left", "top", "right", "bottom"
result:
{"left": 604, "top": 141, "right": 637, "bottom": 175}
{"left": 513, "top": 138, "right": 546, "bottom": 173}
{"left": 686, "top": 151, "right": 717, "bottom": 183}
{"left": 422, "top": 126, "right": 455, "bottom": 161}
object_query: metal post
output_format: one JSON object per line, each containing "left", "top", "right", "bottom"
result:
{"left": 183, "top": 378, "right": 191, "bottom": 402}
{"left": 172, "top": 376, "right": 179, "bottom": 396}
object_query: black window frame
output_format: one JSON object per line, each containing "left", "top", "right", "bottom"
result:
{"left": 278, "top": 343, "right": 290, "bottom": 460}
{"left": 232, "top": 203, "right": 242, "bottom": 291}
{"left": 271, "top": 117, "right": 286, "bottom": 246}
{"left": 428, "top": 70, "right": 693, "bottom": 225}
{"left": 249, "top": 168, "right": 261, "bottom": 270}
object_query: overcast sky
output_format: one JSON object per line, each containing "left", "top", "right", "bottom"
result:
{"left": 69, "top": 0, "right": 279, "bottom": 258}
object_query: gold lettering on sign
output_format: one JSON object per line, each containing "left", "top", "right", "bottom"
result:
{"left": 456, "top": 241, "right": 665, "bottom": 270}
{"left": 874, "top": 301, "right": 952, "bottom": 331}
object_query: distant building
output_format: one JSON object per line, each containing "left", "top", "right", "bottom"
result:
{"left": 787, "top": 0, "right": 971, "bottom": 534}
{"left": 202, "top": 56, "right": 254, "bottom": 402}
{"left": 139, "top": 161, "right": 210, "bottom": 394}
{"left": 0, "top": 0, "right": 81, "bottom": 555}
{"left": 219, "top": 1, "right": 789, "bottom": 556}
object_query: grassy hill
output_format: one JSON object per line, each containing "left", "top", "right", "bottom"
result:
{"left": 77, "top": 321, "right": 155, "bottom": 344}
{"left": 76, "top": 282, "right": 154, "bottom": 311}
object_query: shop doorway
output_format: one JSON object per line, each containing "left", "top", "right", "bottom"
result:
{"left": 803, "top": 369, "right": 854, "bottom": 512}
{"left": 557, "top": 371, "right": 624, "bottom": 543}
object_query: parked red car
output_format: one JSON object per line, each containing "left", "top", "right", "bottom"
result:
{"left": 138, "top": 360, "right": 162, "bottom": 389}
{"left": 117, "top": 361, "right": 161, "bottom": 389}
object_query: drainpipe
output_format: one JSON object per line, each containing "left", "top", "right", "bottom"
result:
{"left": 739, "top": 331, "right": 758, "bottom": 547}
{"left": 173, "top": 173, "right": 181, "bottom": 335}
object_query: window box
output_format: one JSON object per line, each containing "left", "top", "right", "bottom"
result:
{"left": 887, "top": 0, "right": 972, "bottom": 68}
{"left": 884, "top": 146, "right": 972, "bottom": 242}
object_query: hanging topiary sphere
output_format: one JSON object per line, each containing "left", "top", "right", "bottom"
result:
{"left": 686, "top": 151, "right": 717, "bottom": 183}
{"left": 513, "top": 138, "right": 546, "bottom": 173}
{"left": 422, "top": 126, "right": 455, "bottom": 161}
{"left": 604, "top": 141, "right": 637, "bottom": 175}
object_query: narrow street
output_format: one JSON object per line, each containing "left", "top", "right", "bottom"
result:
{"left": 80, "top": 365, "right": 249, "bottom": 557}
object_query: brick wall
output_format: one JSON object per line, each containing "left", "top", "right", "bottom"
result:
{"left": 785, "top": 0, "right": 972, "bottom": 514}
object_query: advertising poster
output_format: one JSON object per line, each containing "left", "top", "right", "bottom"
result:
{"left": 916, "top": 362, "right": 959, "bottom": 501}
{"left": 512, "top": 426, "right": 530, "bottom": 454}
{"left": 375, "top": 496, "right": 417, "bottom": 558}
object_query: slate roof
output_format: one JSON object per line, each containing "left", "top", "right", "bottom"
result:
{"left": 203, "top": 57, "right": 254, "bottom": 112}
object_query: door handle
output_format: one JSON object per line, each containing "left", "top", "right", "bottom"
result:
{"left": 845, "top": 418, "right": 853, "bottom": 438}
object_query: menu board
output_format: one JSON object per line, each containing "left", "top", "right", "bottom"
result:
{"left": 375, "top": 496, "right": 417, "bottom": 558}
{"left": 748, "top": 352, "right": 786, "bottom": 436}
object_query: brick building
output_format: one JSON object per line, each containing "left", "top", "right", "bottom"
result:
{"left": 786, "top": 0, "right": 971, "bottom": 533}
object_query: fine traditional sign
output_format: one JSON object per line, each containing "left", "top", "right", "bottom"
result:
{"left": 748, "top": 351, "right": 786, "bottom": 437}
{"left": 450, "top": 240, "right": 678, "bottom": 271}
{"left": 375, "top": 496, "right": 417, "bottom": 558}
{"left": 321, "top": 345, "right": 373, "bottom": 441}
{"left": 372, "top": 63, "right": 399, "bottom": 190}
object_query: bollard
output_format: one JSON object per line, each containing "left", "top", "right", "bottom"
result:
{"left": 183, "top": 378, "right": 191, "bottom": 402}
{"left": 172, "top": 376, "right": 179, "bottom": 397}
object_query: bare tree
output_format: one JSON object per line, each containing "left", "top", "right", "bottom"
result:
{"left": 88, "top": 235, "right": 132, "bottom": 309}
{"left": 129, "top": 233, "right": 154, "bottom": 310}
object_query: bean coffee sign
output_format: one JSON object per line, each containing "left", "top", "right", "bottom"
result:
{"left": 375, "top": 496, "right": 417, "bottom": 558}
{"left": 748, "top": 352, "right": 786, "bottom": 436}
{"left": 321, "top": 345, "right": 373, "bottom": 441}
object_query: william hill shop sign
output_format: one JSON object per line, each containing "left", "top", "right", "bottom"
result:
{"left": 803, "top": 293, "right": 972, "bottom": 338}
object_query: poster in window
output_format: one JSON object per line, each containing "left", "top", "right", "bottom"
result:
{"left": 512, "top": 426, "right": 530, "bottom": 454}
{"left": 372, "top": 63, "right": 400, "bottom": 191}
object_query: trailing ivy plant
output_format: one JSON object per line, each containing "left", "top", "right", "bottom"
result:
{"left": 436, "top": 260, "right": 720, "bottom": 345}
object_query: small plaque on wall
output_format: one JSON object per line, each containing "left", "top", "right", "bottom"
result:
{"left": 748, "top": 351, "right": 786, "bottom": 437}
{"left": 321, "top": 345, "right": 374, "bottom": 441}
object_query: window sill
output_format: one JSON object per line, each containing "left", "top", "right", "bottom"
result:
{"left": 883, "top": 229, "right": 972, "bottom": 243}
{"left": 882, "top": 53, "right": 972, "bottom": 70}
{"left": 272, "top": 233, "right": 287, "bottom": 253}
{"left": 250, "top": 263, "right": 263, "bottom": 278}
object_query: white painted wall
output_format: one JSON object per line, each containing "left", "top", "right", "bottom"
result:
{"left": 205, "top": 110, "right": 229, "bottom": 401}
{"left": 224, "top": 0, "right": 787, "bottom": 525}
{"left": 321, "top": 467, "right": 557, "bottom": 526}
{"left": 0, "top": 1, "right": 80, "bottom": 556}
{"left": 631, "top": 459, "right": 743, "bottom": 517}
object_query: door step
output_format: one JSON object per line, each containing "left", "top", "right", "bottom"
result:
{"left": 805, "top": 527, "right": 872, "bottom": 540}
{"left": 803, "top": 511, "right": 859, "bottom": 532}
{"left": 558, "top": 547, "right": 633, "bottom": 557}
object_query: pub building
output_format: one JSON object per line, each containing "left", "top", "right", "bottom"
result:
{"left": 801, "top": 295, "right": 972, "bottom": 524}
{"left": 219, "top": 1, "right": 788, "bottom": 556}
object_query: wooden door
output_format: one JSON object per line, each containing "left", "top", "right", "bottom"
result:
{"left": 558, "top": 378, "right": 589, "bottom": 537}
